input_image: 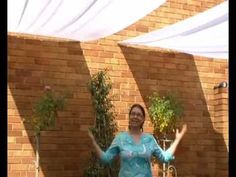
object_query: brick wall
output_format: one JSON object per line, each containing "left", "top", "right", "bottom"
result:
{"left": 8, "top": 0, "right": 227, "bottom": 177}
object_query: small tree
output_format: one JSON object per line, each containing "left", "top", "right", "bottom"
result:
{"left": 84, "top": 69, "right": 119, "bottom": 177}
{"left": 24, "top": 86, "right": 67, "bottom": 177}
{"left": 148, "top": 91, "right": 184, "bottom": 138}
{"left": 148, "top": 91, "right": 184, "bottom": 177}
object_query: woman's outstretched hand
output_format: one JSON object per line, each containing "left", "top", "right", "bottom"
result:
{"left": 167, "top": 124, "right": 187, "bottom": 155}
{"left": 175, "top": 124, "right": 187, "bottom": 141}
{"left": 88, "top": 130, "right": 95, "bottom": 142}
{"left": 87, "top": 130, "right": 103, "bottom": 158}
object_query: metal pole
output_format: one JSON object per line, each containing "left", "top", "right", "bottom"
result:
{"left": 35, "top": 134, "right": 40, "bottom": 177}
{"left": 163, "top": 138, "right": 166, "bottom": 177}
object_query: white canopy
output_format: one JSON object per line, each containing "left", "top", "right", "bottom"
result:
{"left": 8, "top": 0, "right": 166, "bottom": 42}
{"left": 119, "top": 1, "right": 228, "bottom": 59}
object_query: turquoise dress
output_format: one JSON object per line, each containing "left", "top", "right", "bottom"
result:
{"left": 100, "top": 132, "right": 174, "bottom": 177}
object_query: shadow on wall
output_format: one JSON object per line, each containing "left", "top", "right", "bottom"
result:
{"left": 8, "top": 35, "right": 93, "bottom": 177}
{"left": 119, "top": 45, "right": 228, "bottom": 177}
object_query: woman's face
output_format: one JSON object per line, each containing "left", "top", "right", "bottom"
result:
{"left": 129, "top": 106, "right": 145, "bottom": 128}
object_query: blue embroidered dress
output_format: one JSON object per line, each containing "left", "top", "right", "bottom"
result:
{"left": 100, "top": 132, "right": 174, "bottom": 177}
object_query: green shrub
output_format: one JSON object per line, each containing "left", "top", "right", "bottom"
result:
{"left": 148, "top": 91, "right": 184, "bottom": 137}
{"left": 85, "top": 69, "right": 119, "bottom": 177}
{"left": 24, "top": 86, "right": 67, "bottom": 135}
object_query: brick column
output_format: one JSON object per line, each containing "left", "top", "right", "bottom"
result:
{"left": 213, "top": 85, "right": 228, "bottom": 177}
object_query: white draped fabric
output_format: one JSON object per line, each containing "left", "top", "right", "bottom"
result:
{"left": 119, "top": 1, "right": 228, "bottom": 59}
{"left": 8, "top": 0, "right": 166, "bottom": 42}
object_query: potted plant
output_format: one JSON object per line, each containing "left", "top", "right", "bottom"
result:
{"left": 23, "top": 86, "right": 68, "bottom": 177}
{"left": 148, "top": 91, "right": 184, "bottom": 177}
{"left": 84, "top": 69, "right": 119, "bottom": 177}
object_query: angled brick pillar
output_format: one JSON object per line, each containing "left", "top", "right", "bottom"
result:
{"left": 213, "top": 84, "right": 228, "bottom": 177}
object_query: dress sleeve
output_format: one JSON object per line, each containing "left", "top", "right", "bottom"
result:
{"left": 100, "top": 134, "right": 120, "bottom": 164}
{"left": 151, "top": 135, "right": 175, "bottom": 163}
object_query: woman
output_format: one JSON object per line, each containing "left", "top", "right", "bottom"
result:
{"left": 88, "top": 104, "right": 187, "bottom": 177}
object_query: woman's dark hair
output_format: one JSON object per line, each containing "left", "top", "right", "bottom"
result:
{"left": 129, "top": 104, "right": 145, "bottom": 131}
{"left": 129, "top": 104, "right": 145, "bottom": 118}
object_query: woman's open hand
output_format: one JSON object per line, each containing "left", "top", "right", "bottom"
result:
{"left": 175, "top": 124, "right": 187, "bottom": 141}
{"left": 167, "top": 124, "right": 187, "bottom": 155}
